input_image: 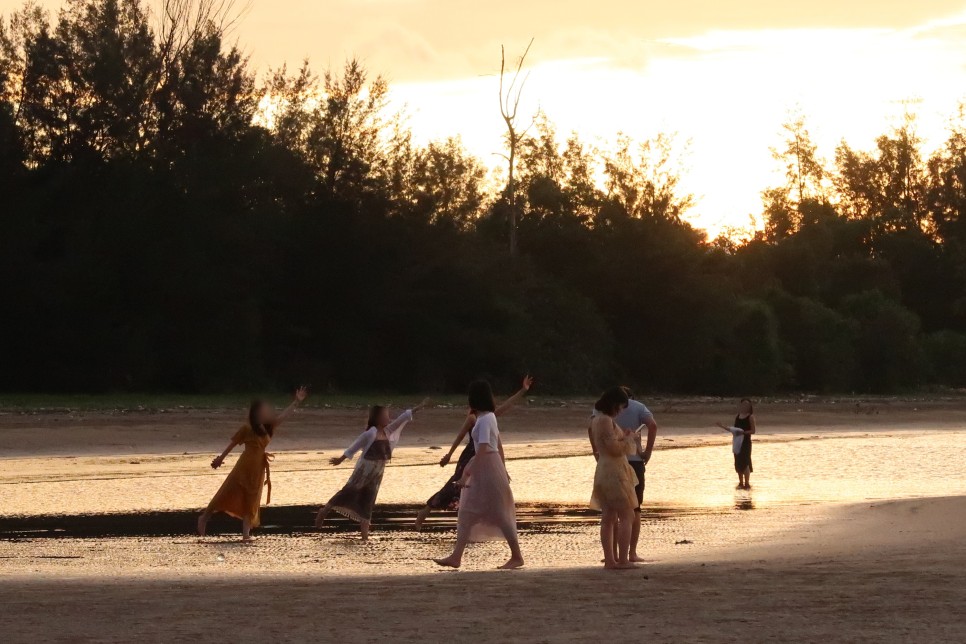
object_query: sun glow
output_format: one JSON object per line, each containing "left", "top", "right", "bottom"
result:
{"left": 386, "top": 17, "right": 966, "bottom": 237}
{"left": 6, "top": 0, "right": 966, "bottom": 237}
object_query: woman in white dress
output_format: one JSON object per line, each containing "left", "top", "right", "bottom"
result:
{"left": 434, "top": 381, "right": 523, "bottom": 569}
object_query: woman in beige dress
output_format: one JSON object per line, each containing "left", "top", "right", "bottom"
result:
{"left": 590, "top": 387, "right": 639, "bottom": 569}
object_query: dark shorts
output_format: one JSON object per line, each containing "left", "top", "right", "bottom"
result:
{"left": 628, "top": 459, "right": 645, "bottom": 509}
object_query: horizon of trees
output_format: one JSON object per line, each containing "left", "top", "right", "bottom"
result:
{"left": 2, "top": 0, "right": 966, "bottom": 396}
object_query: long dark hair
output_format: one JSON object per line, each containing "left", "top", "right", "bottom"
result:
{"left": 249, "top": 399, "right": 274, "bottom": 437}
{"left": 367, "top": 405, "right": 386, "bottom": 431}
{"left": 595, "top": 387, "right": 629, "bottom": 416}
{"left": 468, "top": 380, "right": 496, "bottom": 413}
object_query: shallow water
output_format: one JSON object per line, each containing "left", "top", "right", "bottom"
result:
{"left": 3, "top": 430, "right": 964, "bottom": 518}
{"left": 2, "top": 431, "right": 964, "bottom": 575}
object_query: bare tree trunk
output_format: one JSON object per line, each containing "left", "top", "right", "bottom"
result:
{"left": 498, "top": 40, "right": 533, "bottom": 258}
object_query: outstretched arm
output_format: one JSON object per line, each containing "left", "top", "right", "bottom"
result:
{"left": 495, "top": 375, "right": 534, "bottom": 417}
{"left": 275, "top": 386, "right": 309, "bottom": 426}
{"left": 440, "top": 413, "right": 475, "bottom": 467}
{"left": 386, "top": 397, "right": 431, "bottom": 433}
{"left": 211, "top": 439, "right": 239, "bottom": 469}
{"left": 330, "top": 428, "right": 373, "bottom": 466}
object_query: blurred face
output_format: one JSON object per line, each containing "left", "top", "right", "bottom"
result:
{"left": 739, "top": 399, "right": 752, "bottom": 415}
{"left": 377, "top": 408, "right": 391, "bottom": 427}
{"left": 256, "top": 402, "right": 275, "bottom": 424}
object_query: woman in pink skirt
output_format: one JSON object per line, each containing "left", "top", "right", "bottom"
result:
{"left": 434, "top": 380, "right": 523, "bottom": 570}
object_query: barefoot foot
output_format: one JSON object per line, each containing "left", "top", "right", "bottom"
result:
{"left": 499, "top": 557, "right": 524, "bottom": 570}
{"left": 434, "top": 557, "right": 461, "bottom": 569}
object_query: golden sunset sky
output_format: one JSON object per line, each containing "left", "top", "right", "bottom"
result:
{"left": 6, "top": 0, "right": 966, "bottom": 234}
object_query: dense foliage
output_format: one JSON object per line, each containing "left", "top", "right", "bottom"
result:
{"left": 2, "top": 0, "right": 965, "bottom": 395}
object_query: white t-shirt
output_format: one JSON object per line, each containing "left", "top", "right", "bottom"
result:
{"left": 471, "top": 412, "right": 500, "bottom": 451}
{"left": 725, "top": 426, "right": 744, "bottom": 454}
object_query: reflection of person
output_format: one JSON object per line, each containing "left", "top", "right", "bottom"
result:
{"left": 589, "top": 387, "right": 639, "bottom": 570}
{"left": 435, "top": 381, "right": 523, "bottom": 570}
{"left": 588, "top": 386, "right": 657, "bottom": 562}
{"left": 198, "top": 387, "right": 308, "bottom": 541}
{"left": 316, "top": 398, "right": 430, "bottom": 541}
{"left": 415, "top": 376, "right": 533, "bottom": 531}
{"left": 716, "top": 398, "right": 756, "bottom": 489}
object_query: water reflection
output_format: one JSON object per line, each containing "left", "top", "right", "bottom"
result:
{"left": 734, "top": 493, "right": 755, "bottom": 511}
{"left": 4, "top": 431, "right": 966, "bottom": 518}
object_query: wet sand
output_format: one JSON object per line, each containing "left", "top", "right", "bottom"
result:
{"left": 2, "top": 497, "right": 965, "bottom": 642}
{"left": 3, "top": 398, "right": 966, "bottom": 641}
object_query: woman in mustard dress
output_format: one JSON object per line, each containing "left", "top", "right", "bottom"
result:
{"left": 590, "top": 387, "right": 639, "bottom": 569}
{"left": 197, "top": 386, "right": 308, "bottom": 541}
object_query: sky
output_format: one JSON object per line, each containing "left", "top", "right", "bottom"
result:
{"left": 6, "top": 1, "right": 966, "bottom": 235}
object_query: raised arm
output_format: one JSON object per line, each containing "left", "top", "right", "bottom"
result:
{"left": 386, "top": 397, "right": 431, "bottom": 433}
{"left": 275, "top": 386, "right": 309, "bottom": 426}
{"left": 440, "top": 413, "right": 475, "bottom": 467}
{"left": 495, "top": 375, "right": 534, "bottom": 417}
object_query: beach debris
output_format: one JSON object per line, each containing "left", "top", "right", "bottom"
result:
{"left": 429, "top": 446, "right": 442, "bottom": 450}
{"left": 216, "top": 553, "right": 226, "bottom": 562}
{"left": 675, "top": 539, "right": 693, "bottom": 545}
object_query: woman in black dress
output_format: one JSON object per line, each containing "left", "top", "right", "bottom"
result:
{"left": 732, "top": 398, "right": 756, "bottom": 489}
{"left": 414, "top": 375, "right": 532, "bottom": 530}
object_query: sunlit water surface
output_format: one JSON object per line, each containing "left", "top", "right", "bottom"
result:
{"left": 1, "top": 431, "right": 964, "bottom": 575}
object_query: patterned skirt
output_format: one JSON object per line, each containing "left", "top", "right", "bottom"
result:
{"left": 327, "top": 458, "right": 387, "bottom": 523}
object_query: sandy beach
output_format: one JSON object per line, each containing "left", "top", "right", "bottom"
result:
{"left": 2, "top": 397, "right": 966, "bottom": 642}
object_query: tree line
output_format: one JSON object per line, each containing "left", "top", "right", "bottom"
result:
{"left": 1, "top": 0, "right": 965, "bottom": 395}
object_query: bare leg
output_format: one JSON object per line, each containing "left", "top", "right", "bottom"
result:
{"left": 615, "top": 508, "right": 635, "bottom": 568}
{"left": 415, "top": 506, "right": 431, "bottom": 531}
{"left": 629, "top": 510, "right": 645, "bottom": 562}
{"left": 241, "top": 517, "right": 253, "bottom": 542}
{"left": 612, "top": 521, "right": 619, "bottom": 562}
{"left": 361, "top": 519, "right": 371, "bottom": 542}
{"left": 601, "top": 509, "right": 619, "bottom": 569}
{"left": 315, "top": 503, "right": 333, "bottom": 529}
{"left": 498, "top": 524, "right": 524, "bottom": 569}
{"left": 197, "top": 511, "right": 212, "bottom": 536}
{"left": 435, "top": 533, "right": 469, "bottom": 568}
{"left": 745, "top": 469, "right": 752, "bottom": 488}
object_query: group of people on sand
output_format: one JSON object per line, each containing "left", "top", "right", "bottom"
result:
{"left": 197, "top": 378, "right": 756, "bottom": 570}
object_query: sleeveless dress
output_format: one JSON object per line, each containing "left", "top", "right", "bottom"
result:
{"left": 590, "top": 417, "right": 639, "bottom": 512}
{"left": 205, "top": 424, "right": 272, "bottom": 527}
{"left": 734, "top": 415, "right": 753, "bottom": 474}
{"left": 456, "top": 413, "right": 517, "bottom": 543}
{"left": 327, "top": 438, "right": 392, "bottom": 523}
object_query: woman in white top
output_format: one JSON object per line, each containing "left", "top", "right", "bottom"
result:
{"left": 435, "top": 381, "right": 523, "bottom": 570}
{"left": 315, "top": 398, "right": 429, "bottom": 540}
